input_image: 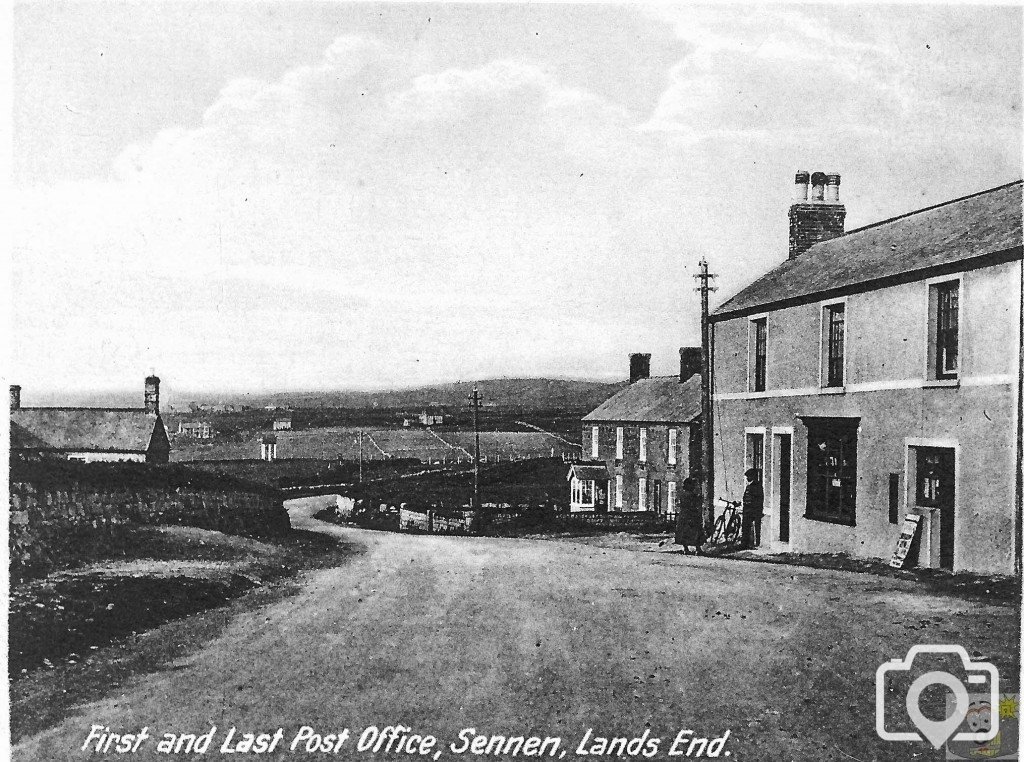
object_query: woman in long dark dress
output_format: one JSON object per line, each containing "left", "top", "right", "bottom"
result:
{"left": 674, "top": 477, "right": 704, "bottom": 554}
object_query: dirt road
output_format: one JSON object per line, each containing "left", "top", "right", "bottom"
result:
{"left": 14, "top": 500, "right": 1019, "bottom": 761}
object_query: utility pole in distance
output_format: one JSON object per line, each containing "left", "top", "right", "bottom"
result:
{"left": 468, "top": 384, "right": 482, "bottom": 516}
{"left": 358, "top": 429, "right": 363, "bottom": 484}
{"left": 694, "top": 258, "right": 718, "bottom": 532}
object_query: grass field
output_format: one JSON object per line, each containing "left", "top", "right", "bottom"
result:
{"left": 172, "top": 426, "right": 581, "bottom": 463}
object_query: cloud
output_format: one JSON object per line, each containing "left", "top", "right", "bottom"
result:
{"left": 14, "top": 33, "right": 694, "bottom": 390}
{"left": 12, "top": 7, "right": 1022, "bottom": 393}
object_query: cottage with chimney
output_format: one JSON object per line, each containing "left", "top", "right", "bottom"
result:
{"left": 9, "top": 375, "right": 171, "bottom": 463}
{"left": 569, "top": 350, "right": 703, "bottom": 514}
{"left": 710, "top": 172, "right": 1022, "bottom": 575}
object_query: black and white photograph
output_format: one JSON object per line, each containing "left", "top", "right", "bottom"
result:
{"left": 6, "top": 2, "right": 1024, "bottom": 760}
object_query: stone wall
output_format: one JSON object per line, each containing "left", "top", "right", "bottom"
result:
{"left": 486, "top": 509, "right": 671, "bottom": 535}
{"left": 9, "top": 481, "right": 290, "bottom": 572}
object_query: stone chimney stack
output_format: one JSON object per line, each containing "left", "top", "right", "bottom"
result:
{"left": 144, "top": 375, "right": 160, "bottom": 414}
{"left": 629, "top": 353, "right": 651, "bottom": 384}
{"left": 679, "top": 347, "right": 701, "bottom": 383}
{"left": 10, "top": 385, "right": 21, "bottom": 411}
{"left": 788, "top": 170, "right": 846, "bottom": 259}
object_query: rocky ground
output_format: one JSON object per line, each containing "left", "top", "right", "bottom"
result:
{"left": 9, "top": 517, "right": 360, "bottom": 743}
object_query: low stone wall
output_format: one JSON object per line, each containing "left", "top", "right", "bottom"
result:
{"left": 561, "top": 511, "right": 670, "bottom": 530}
{"left": 9, "top": 481, "right": 290, "bottom": 572}
{"left": 399, "top": 507, "right": 476, "bottom": 534}
{"left": 486, "top": 509, "right": 671, "bottom": 534}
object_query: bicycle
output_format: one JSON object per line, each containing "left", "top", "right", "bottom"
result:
{"left": 710, "top": 499, "right": 743, "bottom": 546}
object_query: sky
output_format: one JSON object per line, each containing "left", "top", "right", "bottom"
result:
{"left": 9, "top": 2, "right": 1023, "bottom": 401}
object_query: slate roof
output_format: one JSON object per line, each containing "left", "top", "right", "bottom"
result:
{"left": 712, "top": 180, "right": 1023, "bottom": 320}
{"left": 567, "top": 463, "right": 611, "bottom": 482}
{"left": 582, "top": 375, "right": 701, "bottom": 424}
{"left": 10, "top": 408, "right": 163, "bottom": 453}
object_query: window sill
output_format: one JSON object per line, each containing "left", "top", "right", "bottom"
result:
{"left": 923, "top": 378, "right": 960, "bottom": 389}
{"left": 803, "top": 513, "right": 856, "bottom": 527}
{"left": 819, "top": 386, "right": 846, "bottom": 395}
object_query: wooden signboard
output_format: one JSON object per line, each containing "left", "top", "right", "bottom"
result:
{"left": 890, "top": 514, "right": 922, "bottom": 569}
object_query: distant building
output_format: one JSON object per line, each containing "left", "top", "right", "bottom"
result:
{"left": 177, "top": 420, "right": 213, "bottom": 439}
{"left": 710, "top": 173, "right": 1021, "bottom": 575}
{"left": 260, "top": 434, "right": 277, "bottom": 462}
{"left": 418, "top": 410, "right": 444, "bottom": 426}
{"left": 272, "top": 413, "right": 293, "bottom": 431}
{"left": 572, "top": 351, "right": 703, "bottom": 514}
{"left": 10, "top": 376, "right": 170, "bottom": 463}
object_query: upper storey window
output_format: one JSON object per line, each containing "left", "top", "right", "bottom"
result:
{"left": 749, "top": 317, "right": 768, "bottom": 392}
{"left": 823, "top": 303, "right": 846, "bottom": 388}
{"left": 932, "top": 281, "right": 960, "bottom": 380}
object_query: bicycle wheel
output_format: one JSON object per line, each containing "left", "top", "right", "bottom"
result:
{"left": 711, "top": 514, "right": 727, "bottom": 544}
{"left": 725, "top": 514, "right": 743, "bottom": 545}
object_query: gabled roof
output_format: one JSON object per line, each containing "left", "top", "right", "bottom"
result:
{"left": 582, "top": 375, "right": 701, "bottom": 424}
{"left": 712, "top": 180, "right": 1023, "bottom": 320}
{"left": 10, "top": 408, "right": 164, "bottom": 453}
{"left": 567, "top": 463, "right": 611, "bottom": 482}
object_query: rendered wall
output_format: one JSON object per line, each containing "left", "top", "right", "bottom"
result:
{"left": 711, "top": 259, "right": 1020, "bottom": 575}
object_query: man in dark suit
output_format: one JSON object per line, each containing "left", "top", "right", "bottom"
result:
{"left": 742, "top": 468, "right": 764, "bottom": 549}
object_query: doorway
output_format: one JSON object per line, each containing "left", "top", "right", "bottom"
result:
{"left": 771, "top": 431, "right": 792, "bottom": 544}
{"left": 777, "top": 434, "right": 791, "bottom": 543}
{"left": 916, "top": 447, "right": 956, "bottom": 570}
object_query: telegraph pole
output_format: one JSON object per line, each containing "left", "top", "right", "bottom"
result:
{"left": 469, "top": 384, "right": 482, "bottom": 514}
{"left": 358, "top": 429, "right": 364, "bottom": 483}
{"left": 1015, "top": 254, "right": 1023, "bottom": 576}
{"left": 694, "top": 258, "right": 718, "bottom": 531}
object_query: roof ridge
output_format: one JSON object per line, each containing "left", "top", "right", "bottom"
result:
{"left": 842, "top": 179, "right": 1023, "bottom": 237}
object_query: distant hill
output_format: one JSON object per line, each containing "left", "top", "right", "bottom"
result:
{"left": 253, "top": 378, "right": 627, "bottom": 412}
{"left": 23, "top": 378, "right": 627, "bottom": 414}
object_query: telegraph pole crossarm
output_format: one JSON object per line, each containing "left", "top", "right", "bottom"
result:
{"left": 694, "top": 258, "right": 718, "bottom": 536}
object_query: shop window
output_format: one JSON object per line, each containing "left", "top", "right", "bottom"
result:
{"left": 804, "top": 417, "right": 858, "bottom": 526}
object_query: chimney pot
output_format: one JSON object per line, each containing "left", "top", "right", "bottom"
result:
{"left": 145, "top": 375, "right": 160, "bottom": 414}
{"left": 679, "top": 347, "right": 701, "bottom": 383}
{"left": 629, "top": 353, "right": 651, "bottom": 384}
{"left": 810, "top": 171, "right": 827, "bottom": 202}
{"left": 794, "top": 170, "right": 810, "bottom": 202}
{"left": 825, "top": 172, "right": 841, "bottom": 203}
{"left": 10, "top": 385, "right": 21, "bottom": 411}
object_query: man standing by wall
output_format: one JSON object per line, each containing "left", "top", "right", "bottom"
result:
{"left": 742, "top": 468, "right": 764, "bottom": 549}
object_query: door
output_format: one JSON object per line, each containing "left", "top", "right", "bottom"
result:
{"left": 778, "top": 434, "right": 791, "bottom": 542}
{"left": 917, "top": 448, "right": 956, "bottom": 570}
{"left": 653, "top": 480, "right": 662, "bottom": 514}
